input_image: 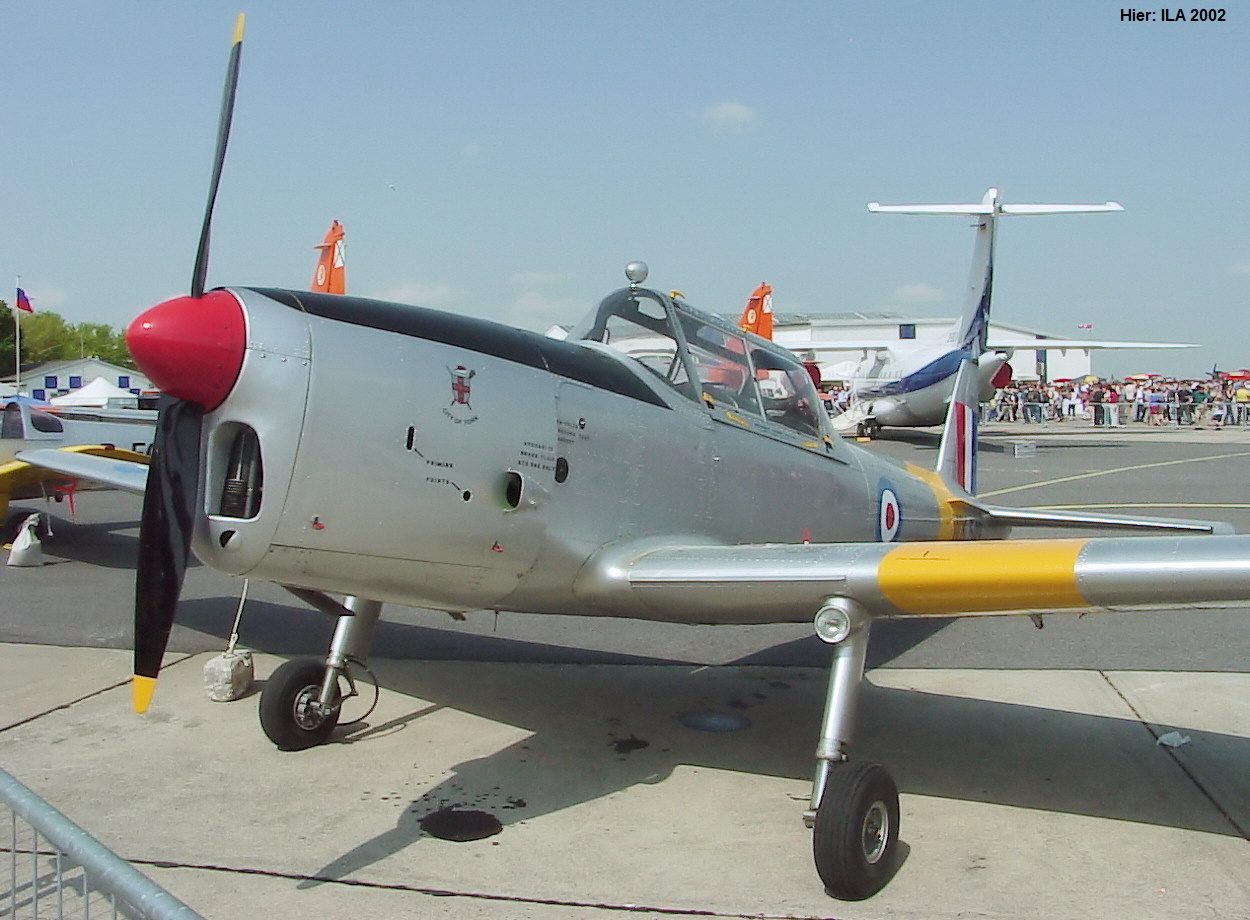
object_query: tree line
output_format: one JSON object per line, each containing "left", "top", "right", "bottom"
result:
{"left": 1, "top": 299, "right": 135, "bottom": 373}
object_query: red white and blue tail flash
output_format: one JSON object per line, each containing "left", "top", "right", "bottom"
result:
{"left": 936, "top": 358, "right": 980, "bottom": 495}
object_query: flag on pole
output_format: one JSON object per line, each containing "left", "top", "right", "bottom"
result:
{"left": 15, "top": 288, "right": 33, "bottom": 313}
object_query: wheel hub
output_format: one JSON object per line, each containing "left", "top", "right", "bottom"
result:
{"left": 292, "top": 685, "right": 327, "bottom": 730}
{"left": 861, "top": 801, "right": 889, "bottom": 864}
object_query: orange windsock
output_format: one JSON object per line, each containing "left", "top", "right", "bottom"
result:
{"left": 311, "top": 221, "right": 346, "bottom": 294}
{"left": 738, "top": 282, "right": 773, "bottom": 339}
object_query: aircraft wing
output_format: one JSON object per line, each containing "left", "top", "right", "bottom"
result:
{"left": 988, "top": 338, "right": 1197, "bottom": 351}
{"left": 581, "top": 534, "right": 1250, "bottom": 623}
{"left": 12, "top": 446, "right": 150, "bottom": 495}
{"left": 778, "top": 338, "right": 1195, "bottom": 354}
{"left": 776, "top": 339, "right": 903, "bottom": 353}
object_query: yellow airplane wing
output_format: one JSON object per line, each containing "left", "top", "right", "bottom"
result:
{"left": 2, "top": 446, "right": 150, "bottom": 519}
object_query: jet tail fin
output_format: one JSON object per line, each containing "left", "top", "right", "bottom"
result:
{"left": 311, "top": 220, "right": 346, "bottom": 294}
{"left": 935, "top": 357, "right": 980, "bottom": 495}
{"left": 738, "top": 282, "right": 773, "bottom": 339}
{"left": 868, "top": 189, "right": 1123, "bottom": 355}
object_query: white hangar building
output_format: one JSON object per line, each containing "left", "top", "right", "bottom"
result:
{"left": 2, "top": 357, "right": 155, "bottom": 403}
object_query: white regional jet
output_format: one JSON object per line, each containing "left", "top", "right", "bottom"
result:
{"left": 782, "top": 189, "right": 1194, "bottom": 437}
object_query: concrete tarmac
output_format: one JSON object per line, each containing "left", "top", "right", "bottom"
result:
{"left": 2, "top": 421, "right": 1250, "bottom": 919}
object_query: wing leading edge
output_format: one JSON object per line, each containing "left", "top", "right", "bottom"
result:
{"left": 13, "top": 447, "right": 150, "bottom": 495}
{"left": 578, "top": 534, "right": 1250, "bottom": 625}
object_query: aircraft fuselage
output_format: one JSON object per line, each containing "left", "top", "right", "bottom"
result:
{"left": 194, "top": 287, "right": 959, "bottom": 623}
{"left": 849, "top": 346, "right": 1007, "bottom": 428}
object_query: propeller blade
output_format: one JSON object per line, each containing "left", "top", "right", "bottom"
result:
{"left": 191, "top": 13, "right": 245, "bottom": 299}
{"left": 133, "top": 397, "right": 204, "bottom": 712}
{"left": 132, "top": 15, "right": 245, "bottom": 713}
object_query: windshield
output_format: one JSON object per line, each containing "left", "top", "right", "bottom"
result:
{"left": 571, "top": 288, "right": 699, "bottom": 399}
{"left": 571, "top": 286, "right": 829, "bottom": 441}
{"left": 749, "top": 347, "right": 825, "bottom": 437}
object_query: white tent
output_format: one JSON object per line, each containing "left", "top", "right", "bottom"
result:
{"left": 50, "top": 376, "right": 139, "bottom": 409}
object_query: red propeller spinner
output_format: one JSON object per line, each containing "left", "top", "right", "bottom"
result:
{"left": 126, "top": 290, "right": 246, "bottom": 411}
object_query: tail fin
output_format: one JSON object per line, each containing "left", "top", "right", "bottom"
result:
{"left": 738, "top": 282, "right": 773, "bottom": 339}
{"left": 868, "top": 189, "right": 1123, "bottom": 355}
{"left": 936, "top": 357, "right": 980, "bottom": 495}
{"left": 311, "top": 220, "right": 346, "bottom": 294}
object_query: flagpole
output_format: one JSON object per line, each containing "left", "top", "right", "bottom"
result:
{"left": 14, "top": 275, "right": 21, "bottom": 394}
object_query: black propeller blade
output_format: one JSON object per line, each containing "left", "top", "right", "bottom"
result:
{"left": 132, "top": 14, "right": 244, "bottom": 713}
{"left": 193, "top": 14, "right": 244, "bottom": 300}
{"left": 133, "top": 398, "right": 204, "bottom": 709}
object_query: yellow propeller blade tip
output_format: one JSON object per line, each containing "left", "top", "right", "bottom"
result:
{"left": 232, "top": 13, "right": 245, "bottom": 45}
{"left": 132, "top": 675, "right": 158, "bottom": 713}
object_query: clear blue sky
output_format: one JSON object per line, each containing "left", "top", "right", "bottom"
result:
{"left": 4, "top": 2, "right": 1247, "bottom": 378}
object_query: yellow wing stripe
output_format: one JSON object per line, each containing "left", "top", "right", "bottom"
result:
{"left": 878, "top": 539, "right": 1089, "bottom": 613}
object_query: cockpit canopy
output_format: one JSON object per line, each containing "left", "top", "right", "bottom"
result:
{"left": 1, "top": 401, "right": 64, "bottom": 438}
{"left": 569, "top": 285, "right": 829, "bottom": 442}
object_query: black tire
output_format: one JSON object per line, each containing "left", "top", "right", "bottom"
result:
{"left": 259, "top": 659, "right": 340, "bottom": 751}
{"left": 813, "top": 760, "right": 899, "bottom": 900}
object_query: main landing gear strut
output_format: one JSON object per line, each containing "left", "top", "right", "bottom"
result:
{"left": 259, "top": 595, "right": 382, "bottom": 750}
{"left": 806, "top": 598, "right": 899, "bottom": 900}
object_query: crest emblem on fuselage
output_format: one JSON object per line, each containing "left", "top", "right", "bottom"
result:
{"left": 443, "top": 365, "right": 479, "bottom": 424}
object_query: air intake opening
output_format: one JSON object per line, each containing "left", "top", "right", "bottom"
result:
{"left": 503, "top": 471, "right": 523, "bottom": 509}
{"left": 218, "top": 425, "right": 263, "bottom": 519}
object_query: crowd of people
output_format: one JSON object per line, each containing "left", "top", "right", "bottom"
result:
{"left": 988, "top": 378, "right": 1250, "bottom": 427}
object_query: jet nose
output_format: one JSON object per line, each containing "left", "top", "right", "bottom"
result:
{"left": 126, "top": 290, "right": 246, "bottom": 411}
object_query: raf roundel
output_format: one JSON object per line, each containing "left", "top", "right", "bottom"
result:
{"left": 878, "top": 487, "right": 901, "bottom": 542}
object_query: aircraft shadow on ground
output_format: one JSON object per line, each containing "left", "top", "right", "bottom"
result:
{"left": 169, "top": 595, "right": 1248, "bottom": 886}
{"left": 866, "top": 429, "right": 941, "bottom": 449}
{"left": 299, "top": 662, "right": 1248, "bottom": 887}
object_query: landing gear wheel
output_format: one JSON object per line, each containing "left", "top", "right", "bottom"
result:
{"left": 259, "top": 658, "right": 341, "bottom": 751}
{"left": 813, "top": 760, "right": 899, "bottom": 900}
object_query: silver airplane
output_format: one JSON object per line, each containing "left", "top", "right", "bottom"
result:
{"left": 41, "top": 17, "right": 1250, "bottom": 900}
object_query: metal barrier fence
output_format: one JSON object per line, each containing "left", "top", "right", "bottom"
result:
{"left": 1, "top": 767, "right": 205, "bottom": 920}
